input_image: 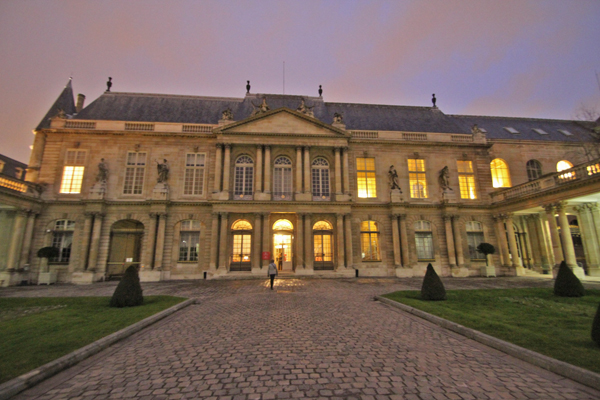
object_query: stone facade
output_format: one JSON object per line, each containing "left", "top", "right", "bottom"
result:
{"left": 1, "top": 80, "right": 600, "bottom": 285}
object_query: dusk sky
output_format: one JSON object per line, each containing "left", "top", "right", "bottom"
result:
{"left": 1, "top": 0, "right": 599, "bottom": 163}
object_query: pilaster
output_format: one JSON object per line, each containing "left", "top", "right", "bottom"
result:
{"left": 336, "top": 213, "right": 345, "bottom": 269}
{"left": 344, "top": 213, "right": 353, "bottom": 268}
{"left": 218, "top": 212, "right": 229, "bottom": 270}
{"left": 391, "top": 214, "right": 401, "bottom": 267}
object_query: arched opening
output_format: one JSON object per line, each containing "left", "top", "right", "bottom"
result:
{"left": 231, "top": 220, "right": 252, "bottom": 271}
{"left": 107, "top": 219, "right": 144, "bottom": 278}
{"left": 273, "top": 156, "right": 293, "bottom": 200}
{"left": 313, "top": 221, "right": 334, "bottom": 270}
{"left": 490, "top": 158, "right": 511, "bottom": 188}
{"left": 234, "top": 155, "right": 254, "bottom": 200}
{"left": 273, "top": 219, "right": 293, "bottom": 271}
{"left": 526, "top": 159, "right": 542, "bottom": 181}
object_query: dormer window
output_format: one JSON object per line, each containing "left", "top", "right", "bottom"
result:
{"left": 504, "top": 127, "right": 520, "bottom": 134}
{"left": 558, "top": 129, "right": 573, "bottom": 136}
{"left": 532, "top": 128, "right": 548, "bottom": 135}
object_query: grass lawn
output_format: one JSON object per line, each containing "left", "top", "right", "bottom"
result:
{"left": 383, "top": 288, "right": 600, "bottom": 374}
{"left": 0, "top": 296, "right": 186, "bottom": 384}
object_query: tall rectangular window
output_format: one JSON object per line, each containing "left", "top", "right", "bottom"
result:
{"left": 60, "top": 150, "right": 86, "bottom": 194}
{"left": 179, "top": 220, "right": 200, "bottom": 261}
{"left": 123, "top": 152, "right": 146, "bottom": 195}
{"left": 51, "top": 219, "right": 75, "bottom": 263}
{"left": 184, "top": 153, "right": 205, "bottom": 195}
{"left": 408, "top": 159, "right": 427, "bottom": 198}
{"left": 360, "top": 221, "right": 380, "bottom": 261}
{"left": 357, "top": 157, "right": 377, "bottom": 198}
{"left": 457, "top": 160, "right": 477, "bottom": 199}
{"left": 273, "top": 156, "right": 293, "bottom": 200}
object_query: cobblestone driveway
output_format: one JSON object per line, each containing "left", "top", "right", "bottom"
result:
{"left": 8, "top": 277, "right": 600, "bottom": 400}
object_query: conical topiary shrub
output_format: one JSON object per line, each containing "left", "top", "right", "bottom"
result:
{"left": 554, "top": 261, "right": 585, "bottom": 297}
{"left": 593, "top": 302, "right": 600, "bottom": 347}
{"left": 109, "top": 265, "right": 144, "bottom": 307}
{"left": 421, "top": 263, "right": 447, "bottom": 301}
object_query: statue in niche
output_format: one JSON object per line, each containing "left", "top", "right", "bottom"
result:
{"left": 388, "top": 165, "right": 401, "bottom": 190}
{"left": 222, "top": 108, "right": 233, "bottom": 121}
{"left": 106, "top": 77, "right": 112, "bottom": 92}
{"left": 296, "top": 99, "right": 314, "bottom": 117}
{"left": 333, "top": 112, "right": 344, "bottom": 124}
{"left": 439, "top": 166, "right": 450, "bottom": 190}
{"left": 156, "top": 159, "right": 170, "bottom": 183}
{"left": 96, "top": 158, "right": 108, "bottom": 182}
{"left": 250, "top": 97, "right": 270, "bottom": 117}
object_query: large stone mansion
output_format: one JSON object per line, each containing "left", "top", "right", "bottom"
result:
{"left": 1, "top": 79, "right": 599, "bottom": 285}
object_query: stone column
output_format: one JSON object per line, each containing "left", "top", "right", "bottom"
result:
{"left": 79, "top": 213, "right": 93, "bottom": 271}
{"left": 87, "top": 213, "right": 104, "bottom": 271}
{"left": 391, "top": 214, "right": 401, "bottom": 267}
{"left": 213, "top": 143, "right": 223, "bottom": 193}
{"left": 6, "top": 210, "right": 27, "bottom": 270}
{"left": 295, "top": 147, "right": 303, "bottom": 195}
{"left": 304, "top": 214, "right": 313, "bottom": 270}
{"left": 493, "top": 215, "right": 511, "bottom": 267}
{"left": 533, "top": 214, "right": 552, "bottom": 272}
{"left": 585, "top": 203, "right": 600, "bottom": 276}
{"left": 19, "top": 211, "right": 37, "bottom": 269}
{"left": 253, "top": 213, "right": 262, "bottom": 271}
{"left": 443, "top": 215, "right": 456, "bottom": 268}
{"left": 399, "top": 214, "right": 410, "bottom": 267}
{"left": 336, "top": 213, "right": 345, "bottom": 269}
{"left": 153, "top": 213, "right": 167, "bottom": 270}
{"left": 264, "top": 146, "right": 271, "bottom": 195}
{"left": 574, "top": 205, "right": 600, "bottom": 273}
{"left": 588, "top": 203, "right": 600, "bottom": 251}
{"left": 255, "top": 145, "right": 263, "bottom": 194}
{"left": 222, "top": 144, "right": 231, "bottom": 196}
{"left": 452, "top": 216, "right": 465, "bottom": 268}
{"left": 334, "top": 147, "right": 342, "bottom": 195}
{"left": 209, "top": 212, "right": 219, "bottom": 271}
{"left": 218, "top": 212, "right": 229, "bottom": 270}
{"left": 505, "top": 214, "right": 524, "bottom": 274}
{"left": 296, "top": 213, "right": 304, "bottom": 269}
{"left": 342, "top": 147, "right": 350, "bottom": 195}
{"left": 543, "top": 204, "right": 564, "bottom": 265}
{"left": 556, "top": 203, "right": 583, "bottom": 277}
{"left": 303, "top": 147, "right": 311, "bottom": 194}
{"left": 519, "top": 217, "right": 534, "bottom": 268}
{"left": 144, "top": 214, "right": 157, "bottom": 269}
{"left": 262, "top": 213, "right": 270, "bottom": 268}
{"left": 525, "top": 215, "right": 543, "bottom": 270}
{"left": 344, "top": 214, "right": 353, "bottom": 268}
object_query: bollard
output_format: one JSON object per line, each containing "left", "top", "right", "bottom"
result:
{"left": 355, "top": 269, "right": 359, "bottom": 278}
{"left": 203, "top": 271, "right": 207, "bottom": 280}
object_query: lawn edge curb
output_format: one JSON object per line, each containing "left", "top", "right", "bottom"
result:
{"left": 0, "top": 298, "right": 196, "bottom": 400}
{"left": 375, "top": 295, "right": 600, "bottom": 391}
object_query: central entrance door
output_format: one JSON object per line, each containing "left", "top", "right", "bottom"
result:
{"left": 272, "top": 219, "right": 294, "bottom": 271}
{"left": 107, "top": 220, "right": 144, "bottom": 279}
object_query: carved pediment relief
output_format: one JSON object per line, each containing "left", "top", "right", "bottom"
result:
{"left": 215, "top": 108, "right": 348, "bottom": 137}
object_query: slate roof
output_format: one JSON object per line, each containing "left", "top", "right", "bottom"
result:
{"left": 36, "top": 80, "right": 77, "bottom": 130}
{"left": 68, "top": 89, "right": 597, "bottom": 142}
{"left": 0, "top": 153, "right": 27, "bottom": 180}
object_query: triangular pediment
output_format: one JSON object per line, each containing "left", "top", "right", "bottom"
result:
{"left": 215, "top": 108, "right": 348, "bottom": 136}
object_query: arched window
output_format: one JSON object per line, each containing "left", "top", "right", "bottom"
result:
{"left": 466, "top": 221, "right": 484, "bottom": 260}
{"left": 360, "top": 221, "right": 380, "bottom": 261}
{"left": 273, "top": 156, "right": 293, "bottom": 200}
{"left": 234, "top": 155, "right": 254, "bottom": 200}
{"left": 231, "top": 220, "right": 252, "bottom": 271}
{"left": 179, "top": 220, "right": 200, "bottom": 262}
{"left": 51, "top": 219, "right": 75, "bottom": 263}
{"left": 557, "top": 160, "right": 573, "bottom": 172}
{"left": 414, "top": 220, "right": 434, "bottom": 260}
{"left": 526, "top": 160, "right": 542, "bottom": 181}
{"left": 312, "top": 158, "right": 330, "bottom": 201}
{"left": 313, "top": 221, "right": 334, "bottom": 270}
{"left": 273, "top": 219, "right": 293, "bottom": 270}
{"left": 490, "top": 159, "right": 511, "bottom": 188}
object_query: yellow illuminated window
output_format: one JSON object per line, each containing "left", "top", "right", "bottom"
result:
{"left": 457, "top": 160, "right": 477, "bottom": 199}
{"left": 408, "top": 159, "right": 427, "bottom": 198}
{"left": 60, "top": 150, "right": 86, "bottom": 194}
{"left": 490, "top": 159, "right": 511, "bottom": 188}
{"left": 556, "top": 160, "right": 573, "bottom": 172}
{"left": 357, "top": 157, "right": 377, "bottom": 198}
{"left": 360, "top": 221, "right": 380, "bottom": 261}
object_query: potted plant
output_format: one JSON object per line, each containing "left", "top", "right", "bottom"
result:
{"left": 477, "top": 242, "right": 496, "bottom": 277}
{"left": 37, "top": 246, "right": 59, "bottom": 285}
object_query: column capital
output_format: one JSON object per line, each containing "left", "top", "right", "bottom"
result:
{"left": 397, "top": 214, "right": 407, "bottom": 220}
{"left": 84, "top": 211, "right": 95, "bottom": 218}
{"left": 334, "top": 147, "right": 341, "bottom": 153}
{"left": 586, "top": 202, "right": 598, "bottom": 211}
{"left": 211, "top": 211, "right": 220, "bottom": 217}
{"left": 345, "top": 213, "right": 352, "bottom": 218}
{"left": 264, "top": 145, "right": 271, "bottom": 150}
{"left": 296, "top": 146, "right": 303, "bottom": 151}
{"left": 543, "top": 203, "right": 559, "bottom": 213}
{"left": 219, "top": 211, "right": 229, "bottom": 217}
{"left": 223, "top": 143, "right": 232, "bottom": 150}
{"left": 297, "top": 212, "right": 305, "bottom": 217}
{"left": 215, "top": 143, "right": 223, "bottom": 149}
{"left": 257, "top": 144, "right": 263, "bottom": 150}
{"left": 261, "top": 212, "right": 270, "bottom": 217}
{"left": 391, "top": 214, "right": 400, "bottom": 220}
{"left": 342, "top": 146, "right": 349, "bottom": 152}
{"left": 442, "top": 214, "right": 452, "bottom": 222}
{"left": 555, "top": 201, "right": 567, "bottom": 212}
{"left": 303, "top": 146, "right": 310, "bottom": 151}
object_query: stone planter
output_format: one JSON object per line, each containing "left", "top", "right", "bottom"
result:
{"left": 480, "top": 265, "right": 496, "bottom": 277}
{"left": 38, "top": 272, "right": 57, "bottom": 285}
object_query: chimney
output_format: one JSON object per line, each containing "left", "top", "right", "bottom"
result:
{"left": 76, "top": 94, "right": 86, "bottom": 113}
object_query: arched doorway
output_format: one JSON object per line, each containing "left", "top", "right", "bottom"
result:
{"left": 273, "top": 219, "right": 293, "bottom": 271}
{"left": 313, "top": 220, "right": 334, "bottom": 270}
{"left": 231, "top": 219, "right": 252, "bottom": 271}
{"left": 107, "top": 219, "right": 144, "bottom": 278}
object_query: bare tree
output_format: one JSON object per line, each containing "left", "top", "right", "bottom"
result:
{"left": 570, "top": 103, "right": 600, "bottom": 162}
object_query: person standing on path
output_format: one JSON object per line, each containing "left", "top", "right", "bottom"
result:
{"left": 268, "top": 259, "right": 278, "bottom": 290}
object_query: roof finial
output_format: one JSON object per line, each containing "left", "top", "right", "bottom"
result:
{"left": 246, "top": 80, "right": 251, "bottom": 94}
{"left": 318, "top": 85, "right": 323, "bottom": 97}
{"left": 106, "top": 77, "right": 112, "bottom": 92}
{"left": 432, "top": 93, "right": 437, "bottom": 108}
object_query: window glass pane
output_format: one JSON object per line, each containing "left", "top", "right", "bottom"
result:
{"left": 357, "top": 158, "right": 377, "bottom": 198}
{"left": 467, "top": 232, "right": 485, "bottom": 259}
{"left": 415, "top": 232, "right": 434, "bottom": 259}
{"left": 491, "top": 159, "right": 511, "bottom": 188}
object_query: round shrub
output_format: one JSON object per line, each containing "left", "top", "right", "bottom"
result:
{"left": 554, "top": 261, "right": 585, "bottom": 297}
{"left": 592, "top": 302, "right": 600, "bottom": 347}
{"left": 477, "top": 243, "right": 495, "bottom": 266}
{"left": 421, "top": 263, "right": 447, "bottom": 301}
{"left": 110, "top": 265, "right": 144, "bottom": 308}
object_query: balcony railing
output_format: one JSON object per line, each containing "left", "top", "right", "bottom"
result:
{"left": 491, "top": 158, "right": 600, "bottom": 203}
{"left": 0, "top": 174, "right": 40, "bottom": 195}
